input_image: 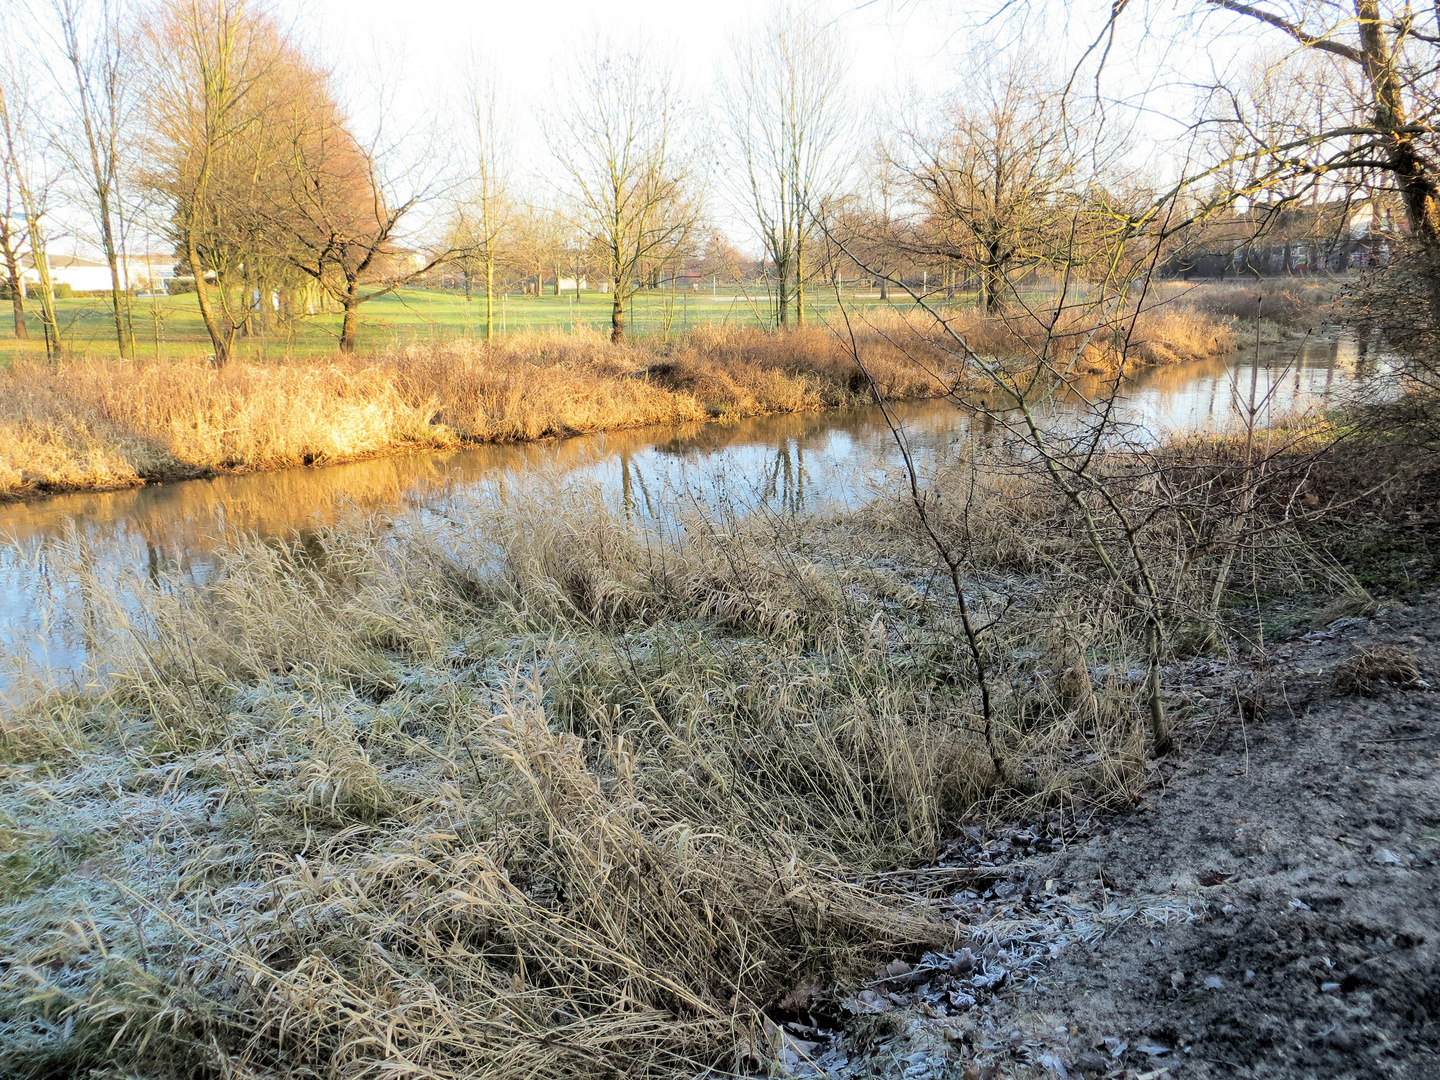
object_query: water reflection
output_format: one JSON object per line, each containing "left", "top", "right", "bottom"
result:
{"left": 1, "top": 337, "right": 1369, "bottom": 679}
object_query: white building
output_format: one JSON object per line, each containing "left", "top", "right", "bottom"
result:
{"left": 19, "top": 252, "right": 177, "bottom": 293}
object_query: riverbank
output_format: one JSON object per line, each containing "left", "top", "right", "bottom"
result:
{"left": 782, "top": 595, "right": 1439, "bottom": 1079}
{"left": 0, "top": 305, "right": 1236, "bottom": 502}
{"left": 5, "top": 413, "right": 1431, "bottom": 1077}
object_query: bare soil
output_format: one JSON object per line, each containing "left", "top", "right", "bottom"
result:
{"left": 788, "top": 595, "right": 1439, "bottom": 1080}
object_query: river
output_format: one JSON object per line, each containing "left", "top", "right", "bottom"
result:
{"left": 0, "top": 337, "right": 1373, "bottom": 682}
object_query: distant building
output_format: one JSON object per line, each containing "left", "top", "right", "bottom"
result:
{"left": 1163, "top": 198, "right": 1400, "bottom": 279}
{"left": 19, "top": 252, "right": 177, "bottom": 293}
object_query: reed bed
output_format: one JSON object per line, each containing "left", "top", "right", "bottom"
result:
{"left": 1159, "top": 277, "right": 1343, "bottom": 330}
{"left": 0, "top": 456, "right": 1224, "bottom": 1078}
{"left": 0, "top": 304, "right": 1236, "bottom": 502}
{"left": 0, "top": 385, "right": 1359, "bottom": 1079}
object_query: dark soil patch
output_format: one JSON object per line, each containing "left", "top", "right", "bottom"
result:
{"left": 815, "top": 596, "right": 1439, "bottom": 1080}
{"left": 1001, "top": 598, "right": 1439, "bottom": 1078}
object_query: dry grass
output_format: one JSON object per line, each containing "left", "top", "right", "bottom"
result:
{"left": 0, "top": 326, "right": 948, "bottom": 501}
{"left": 835, "top": 297, "right": 1238, "bottom": 381}
{"left": 0, "top": 379, "right": 1359, "bottom": 1077}
{"left": 954, "top": 302, "right": 1237, "bottom": 375}
{"left": 0, "top": 455, "right": 1230, "bottom": 1078}
{"left": 1331, "top": 644, "right": 1422, "bottom": 695}
{"left": 1160, "top": 277, "right": 1343, "bottom": 331}
{"left": 0, "top": 307, "right": 1245, "bottom": 502}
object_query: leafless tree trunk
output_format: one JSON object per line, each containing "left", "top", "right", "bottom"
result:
{"left": 141, "top": 0, "right": 263, "bottom": 366}
{"left": 51, "top": 0, "right": 134, "bottom": 357}
{"left": 898, "top": 58, "right": 1082, "bottom": 316}
{"left": 546, "top": 43, "right": 698, "bottom": 344}
{"left": 0, "top": 202, "right": 26, "bottom": 338}
{"left": 0, "top": 51, "right": 60, "bottom": 356}
{"left": 458, "top": 51, "right": 513, "bottom": 342}
{"left": 721, "top": 5, "right": 851, "bottom": 328}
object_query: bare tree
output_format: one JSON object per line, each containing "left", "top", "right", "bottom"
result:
{"left": 835, "top": 141, "right": 908, "bottom": 301}
{"left": 721, "top": 5, "right": 851, "bottom": 327}
{"left": 142, "top": 0, "right": 277, "bottom": 365}
{"left": 270, "top": 117, "right": 452, "bottom": 353}
{"left": 545, "top": 42, "right": 699, "bottom": 343}
{"left": 900, "top": 58, "right": 1084, "bottom": 314}
{"left": 0, "top": 41, "right": 60, "bottom": 355}
{"left": 456, "top": 51, "right": 514, "bottom": 341}
{"left": 0, "top": 149, "right": 26, "bottom": 340}
{"left": 49, "top": 0, "right": 135, "bottom": 357}
{"left": 1195, "top": 1, "right": 1440, "bottom": 254}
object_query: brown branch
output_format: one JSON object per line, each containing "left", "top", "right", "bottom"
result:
{"left": 1207, "top": 0, "right": 1366, "bottom": 64}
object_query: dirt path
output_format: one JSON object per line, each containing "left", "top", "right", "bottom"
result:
{"left": 792, "top": 596, "right": 1439, "bottom": 1079}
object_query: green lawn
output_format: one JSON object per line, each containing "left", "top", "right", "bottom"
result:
{"left": 0, "top": 286, "right": 945, "bottom": 364}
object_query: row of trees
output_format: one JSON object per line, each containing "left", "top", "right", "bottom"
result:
{"left": 0, "top": 1, "right": 1436, "bottom": 363}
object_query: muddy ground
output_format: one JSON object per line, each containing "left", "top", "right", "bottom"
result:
{"left": 780, "top": 595, "right": 1439, "bottom": 1080}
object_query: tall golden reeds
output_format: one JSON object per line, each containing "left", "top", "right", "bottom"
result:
{"left": 0, "top": 309, "right": 1236, "bottom": 500}
{"left": 0, "top": 461, "right": 1198, "bottom": 1076}
{"left": 0, "top": 402, "right": 1349, "bottom": 1078}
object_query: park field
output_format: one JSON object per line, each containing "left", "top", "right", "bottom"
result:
{"left": 0, "top": 285, "right": 931, "bottom": 364}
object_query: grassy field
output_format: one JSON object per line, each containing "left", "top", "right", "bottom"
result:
{"left": 0, "top": 286, "right": 943, "bottom": 364}
{"left": 0, "top": 277, "right": 1341, "bottom": 366}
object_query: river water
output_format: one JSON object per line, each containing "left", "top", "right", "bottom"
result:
{"left": 0, "top": 338, "right": 1371, "bottom": 682}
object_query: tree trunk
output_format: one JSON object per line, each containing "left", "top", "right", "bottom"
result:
{"left": 795, "top": 242, "right": 804, "bottom": 327}
{"left": 8, "top": 285, "right": 25, "bottom": 339}
{"left": 611, "top": 289, "right": 625, "bottom": 343}
{"left": 27, "top": 239, "right": 60, "bottom": 358}
{"left": 485, "top": 255, "right": 494, "bottom": 342}
{"left": 776, "top": 255, "right": 790, "bottom": 326}
{"left": 0, "top": 220, "right": 27, "bottom": 339}
{"left": 239, "top": 269, "right": 253, "bottom": 337}
{"left": 188, "top": 239, "right": 233, "bottom": 367}
{"left": 980, "top": 264, "right": 1003, "bottom": 315}
{"left": 103, "top": 244, "right": 132, "bottom": 357}
{"left": 340, "top": 283, "right": 360, "bottom": 352}
{"left": 1353, "top": 0, "right": 1440, "bottom": 250}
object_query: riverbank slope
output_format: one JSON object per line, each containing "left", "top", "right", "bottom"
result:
{"left": 0, "top": 305, "right": 1236, "bottom": 501}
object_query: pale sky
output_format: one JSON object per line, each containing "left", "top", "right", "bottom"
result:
{"left": 37, "top": 0, "right": 1277, "bottom": 257}
{"left": 283, "top": 0, "right": 1228, "bottom": 250}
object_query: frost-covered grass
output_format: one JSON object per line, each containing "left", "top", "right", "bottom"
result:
{"left": 0, "top": 444, "right": 1323, "bottom": 1077}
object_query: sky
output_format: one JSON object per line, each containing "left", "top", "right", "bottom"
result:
{"left": 25, "top": 0, "right": 1279, "bottom": 258}
{"left": 274, "top": 0, "right": 1000, "bottom": 251}
{"left": 287, "top": 0, "right": 1268, "bottom": 220}
{"left": 303, "top": 0, "right": 972, "bottom": 117}
{"left": 285, "top": 0, "right": 1213, "bottom": 250}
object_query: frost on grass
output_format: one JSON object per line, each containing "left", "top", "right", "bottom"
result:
{"left": 0, "top": 470, "right": 1287, "bottom": 1077}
